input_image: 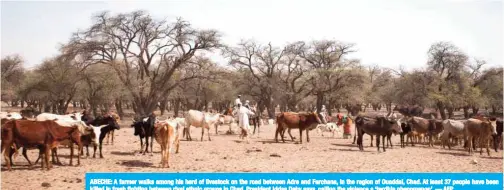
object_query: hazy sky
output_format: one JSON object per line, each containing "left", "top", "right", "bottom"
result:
{"left": 1, "top": 0, "right": 502, "bottom": 71}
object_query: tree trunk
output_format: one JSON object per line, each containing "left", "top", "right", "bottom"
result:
{"left": 463, "top": 106, "right": 470, "bottom": 119}
{"left": 492, "top": 105, "right": 497, "bottom": 116}
{"left": 446, "top": 106, "right": 454, "bottom": 119}
{"left": 115, "top": 99, "right": 125, "bottom": 118}
{"left": 159, "top": 98, "right": 168, "bottom": 116}
{"left": 437, "top": 101, "right": 447, "bottom": 120}
{"left": 266, "top": 100, "right": 275, "bottom": 119}
{"left": 173, "top": 99, "right": 181, "bottom": 117}
{"left": 472, "top": 106, "right": 479, "bottom": 116}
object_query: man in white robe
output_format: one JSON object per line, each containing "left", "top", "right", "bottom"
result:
{"left": 238, "top": 104, "right": 255, "bottom": 143}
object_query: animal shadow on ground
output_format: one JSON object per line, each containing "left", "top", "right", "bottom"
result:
{"left": 118, "top": 160, "right": 154, "bottom": 167}
{"left": 111, "top": 151, "right": 135, "bottom": 156}
{"left": 256, "top": 140, "right": 279, "bottom": 144}
{"left": 1, "top": 164, "right": 46, "bottom": 171}
{"left": 481, "top": 156, "right": 504, "bottom": 160}
{"left": 329, "top": 148, "right": 360, "bottom": 152}
{"left": 436, "top": 151, "right": 471, "bottom": 157}
{"left": 331, "top": 143, "right": 359, "bottom": 148}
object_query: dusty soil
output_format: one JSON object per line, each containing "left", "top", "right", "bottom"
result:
{"left": 1, "top": 112, "right": 503, "bottom": 190}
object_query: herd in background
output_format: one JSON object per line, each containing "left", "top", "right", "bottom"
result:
{"left": 0, "top": 103, "right": 503, "bottom": 170}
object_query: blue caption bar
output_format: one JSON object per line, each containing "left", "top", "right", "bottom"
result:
{"left": 86, "top": 172, "right": 503, "bottom": 190}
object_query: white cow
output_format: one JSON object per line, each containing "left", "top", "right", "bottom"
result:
{"left": 316, "top": 122, "right": 341, "bottom": 138}
{"left": 35, "top": 113, "right": 93, "bottom": 136}
{"left": 441, "top": 119, "right": 466, "bottom": 149}
{"left": 0, "top": 111, "right": 23, "bottom": 120}
{"left": 184, "top": 110, "right": 220, "bottom": 141}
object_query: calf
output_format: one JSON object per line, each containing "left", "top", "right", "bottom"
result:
{"left": 2, "top": 120, "right": 82, "bottom": 171}
{"left": 217, "top": 115, "right": 235, "bottom": 134}
{"left": 465, "top": 117, "right": 498, "bottom": 156}
{"left": 316, "top": 123, "right": 340, "bottom": 138}
{"left": 275, "top": 112, "right": 322, "bottom": 143}
{"left": 131, "top": 114, "right": 156, "bottom": 154}
{"left": 153, "top": 121, "right": 181, "bottom": 168}
{"left": 399, "top": 122, "right": 413, "bottom": 148}
{"left": 85, "top": 115, "right": 121, "bottom": 158}
{"left": 354, "top": 115, "right": 402, "bottom": 152}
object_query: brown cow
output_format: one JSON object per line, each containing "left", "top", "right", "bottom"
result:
{"left": 1, "top": 120, "right": 82, "bottom": 171}
{"left": 275, "top": 112, "right": 322, "bottom": 144}
{"left": 464, "top": 118, "right": 498, "bottom": 156}
{"left": 153, "top": 121, "right": 181, "bottom": 168}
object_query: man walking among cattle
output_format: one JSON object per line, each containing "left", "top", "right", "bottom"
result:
{"left": 237, "top": 101, "right": 255, "bottom": 143}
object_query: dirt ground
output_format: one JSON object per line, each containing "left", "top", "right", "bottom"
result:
{"left": 1, "top": 111, "right": 503, "bottom": 190}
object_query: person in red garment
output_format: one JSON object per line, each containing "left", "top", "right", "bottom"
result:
{"left": 336, "top": 113, "right": 352, "bottom": 139}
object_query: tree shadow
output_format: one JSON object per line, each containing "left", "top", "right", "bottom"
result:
{"left": 118, "top": 160, "right": 154, "bottom": 167}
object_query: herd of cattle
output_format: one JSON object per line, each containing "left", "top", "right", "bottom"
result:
{"left": 0, "top": 107, "right": 502, "bottom": 171}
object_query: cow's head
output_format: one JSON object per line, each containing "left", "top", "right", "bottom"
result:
{"left": 380, "top": 116, "right": 403, "bottom": 134}
{"left": 483, "top": 117, "right": 498, "bottom": 136}
{"left": 312, "top": 111, "right": 322, "bottom": 124}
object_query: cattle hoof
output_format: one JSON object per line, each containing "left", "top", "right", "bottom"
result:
{"left": 100, "top": 156, "right": 104, "bottom": 159}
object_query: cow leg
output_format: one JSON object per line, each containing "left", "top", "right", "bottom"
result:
{"left": 151, "top": 135, "right": 154, "bottom": 154}
{"left": 111, "top": 130, "right": 115, "bottom": 145}
{"left": 139, "top": 136, "right": 144, "bottom": 153}
{"left": 400, "top": 134, "right": 404, "bottom": 148}
{"left": 92, "top": 144, "right": 97, "bottom": 158}
{"left": 22, "top": 148, "right": 32, "bottom": 166}
{"left": 352, "top": 125, "right": 357, "bottom": 144}
{"left": 275, "top": 125, "right": 281, "bottom": 143}
{"left": 143, "top": 137, "right": 149, "bottom": 155}
{"left": 39, "top": 147, "right": 45, "bottom": 171}
{"left": 370, "top": 135, "right": 373, "bottom": 147}
{"left": 376, "top": 135, "right": 380, "bottom": 152}
{"left": 493, "top": 135, "right": 498, "bottom": 152}
{"left": 357, "top": 132, "right": 364, "bottom": 151}
{"left": 201, "top": 127, "right": 205, "bottom": 141}
{"left": 208, "top": 126, "right": 212, "bottom": 141}
{"left": 46, "top": 146, "right": 52, "bottom": 170}
{"left": 388, "top": 134, "right": 393, "bottom": 149}
{"left": 467, "top": 136, "right": 473, "bottom": 155}
{"left": 99, "top": 132, "right": 105, "bottom": 158}
{"left": 299, "top": 129, "right": 303, "bottom": 144}
{"left": 68, "top": 144, "right": 74, "bottom": 166}
{"left": 485, "top": 137, "right": 491, "bottom": 156}
{"left": 382, "top": 135, "right": 386, "bottom": 152}
{"left": 105, "top": 133, "right": 109, "bottom": 145}
{"left": 288, "top": 128, "right": 295, "bottom": 142}
{"left": 306, "top": 129, "right": 310, "bottom": 143}
{"left": 4, "top": 145, "right": 12, "bottom": 171}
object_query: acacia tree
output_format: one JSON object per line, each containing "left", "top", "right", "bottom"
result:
{"left": 290, "top": 40, "right": 358, "bottom": 113}
{"left": 30, "top": 57, "right": 82, "bottom": 114}
{"left": 61, "top": 10, "right": 221, "bottom": 116}
{"left": 474, "top": 67, "right": 503, "bottom": 115}
{"left": 276, "top": 53, "right": 310, "bottom": 112}
{"left": 1, "top": 55, "right": 25, "bottom": 106}
{"left": 223, "top": 40, "right": 285, "bottom": 118}
{"left": 427, "top": 41, "right": 468, "bottom": 119}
